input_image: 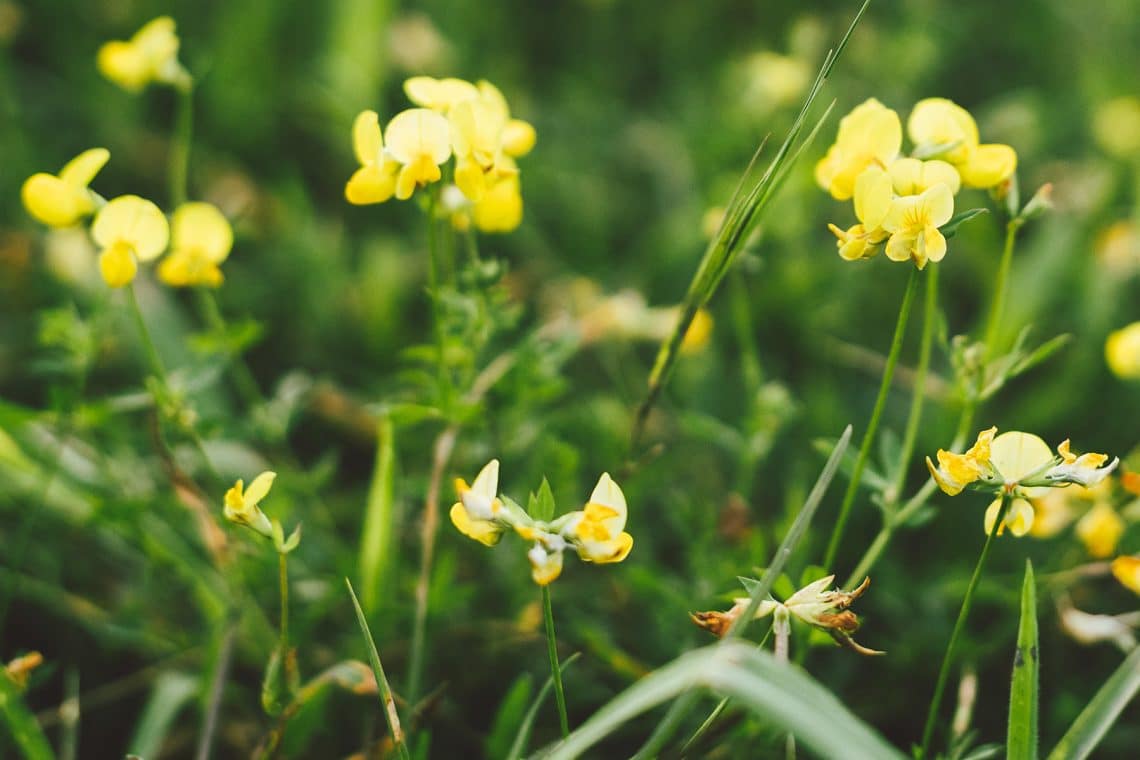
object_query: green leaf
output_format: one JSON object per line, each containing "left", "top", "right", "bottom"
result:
{"left": 128, "top": 672, "right": 199, "bottom": 759}
{"left": 532, "top": 478, "right": 556, "bottom": 522}
{"left": 940, "top": 208, "right": 989, "bottom": 239}
{"left": 543, "top": 641, "right": 905, "bottom": 760}
{"left": 0, "top": 672, "right": 55, "bottom": 760}
{"left": 486, "top": 674, "right": 533, "bottom": 760}
{"left": 507, "top": 653, "right": 581, "bottom": 760}
{"left": 1008, "top": 560, "right": 1038, "bottom": 760}
{"left": 359, "top": 414, "right": 397, "bottom": 615}
{"left": 1045, "top": 644, "right": 1140, "bottom": 760}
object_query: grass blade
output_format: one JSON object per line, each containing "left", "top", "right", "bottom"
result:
{"left": 0, "top": 671, "right": 55, "bottom": 760}
{"left": 508, "top": 653, "right": 581, "bottom": 760}
{"left": 345, "top": 578, "right": 411, "bottom": 760}
{"left": 358, "top": 414, "right": 397, "bottom": 615}
{"left": 542, "top": 641, "right": 903, "bottom": 760}
{"left": 1045, "top": 644, "right": 1140, "bottom": 760}
{"left": 1008, "top": 560, "right": 1038, "bottom": 760}
{"left": 128, "top": 671, "right": 199, "bottom": 759}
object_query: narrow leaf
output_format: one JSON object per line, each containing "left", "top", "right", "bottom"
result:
{"left": 940, "top": 208, "right": 989, "bottom": 239}
{"left": 1045, "top": 644, "right": 1140, "bottom": 760}
{"left": 533, "top": 478, "right": 556, "bottom": 522}
{"left": 0, "top": 673, "right": 55, "bottom": 760}
{"left": 359, "top": 414, "right": 397, "bottom": 615}
{"left": 128, "top": 672, "right": 199, "bottom": 759}
{"left": 508, "top": 653, "right": 581, "bottom": 760}
{"left": 1008, "top": 560, "right": 1038, "bottom": 760}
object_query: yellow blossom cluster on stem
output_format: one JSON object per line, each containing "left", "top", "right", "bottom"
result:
{"left": 817, "top": 98, "right": 1017, "bottom": 268}
{"left": 449, "top": 460, "right": 633, "bottom": 586}
{"left": 345, "top": 76, "right": 535, "bottom": 234}
{"left": 97, "top": 16, "right": 191, "bottom": 93}
{"left": 926, "top": 428, "right": 1118, "bottom": 537}
{"left": 21, "top": 151, "right": 235, "bottom": 289}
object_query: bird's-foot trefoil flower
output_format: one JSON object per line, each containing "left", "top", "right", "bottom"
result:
{"left": 384, "top": 108, "right": 453, "bottom": 200}
{"left": 224, "top": 471, "right": 277, "bottom": 539}
{"left": 22, "top": 148, "right": 110, "bottom": 228}
{"left": 828, "top": 164, "right": 892, "bottom": 261}
{"left": 881, "top": 183, "right": 955, "bottom": 269}
{"left": 562, "top": 473, "right": 634, "bottom": 564}
{"left": 1075, "top": 502, "right": 1125, "bottom": 558}
{"left": 345, "top": 110, "right": 401, "bottom": 205}
{"left": 907, "top": 98, "right": 1016, "bottom": 189}
{"left": 97, "top": 17, "right": 191, "bottom": 92}
{"left": 449, "top": 459, "right": 509, "bottom": 546}
{"left": 1106, "top": 322, "right": 1140, "bottom": 380}
{"left": 157, "top": 202, "right": 233, "bottom": 287}
{"left": 90, "top": 195, "right": 170, "bottom": 287}
{"left": 815, "top": 98, "right": 902, "bottom": 200}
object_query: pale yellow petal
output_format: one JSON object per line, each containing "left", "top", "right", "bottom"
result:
{"left": 923, "top": 226, "right": 947, "bottom": 264}
{"left": 884, "top": 232, "right": 914, "bottom": 263}
{"left": 907, "top": 98, "right": 979, "bottom": 161}
{"left": 1106, "top": 322, "right": 1140, "bottom": 379}
{"left": 469, "top": 460, "right": 500, "bottom": 501}
{"left": 1006, "top": 499, "right": 1035, "bottom": 537}
{"left": 22, "top": 174, "right": 89, "bottom": 227}
{"left": 450, "top": 503, "right": 502, "bottom": 547}
{"left": 472, "top": 176, "right": 523, "bottom": 232}
{"left": 244, "top": 471, "right": 277, "bottom": 508}
{"left": 385, "top": 108, "right": 452, "bottom": 166}
{"left": 922, "top": 184, "right": 955, "bottom": 227}
{"left": 853, "top": 165, "right": 892, "bottom": 229}
{"left": 960, "top": 143, "right": 1017, "bottom": 189}
{"left": 172, "top": 202, "right": 233, "bottom": 263}
{"left": 91, "top": 195, "right": 170, "bottom": 261}
{"left": 97, "top": 41, "right": 148, "bottom": 91}
{"left": 98, "top": 242, "right": 137, "bottom": 288}
{"left": 475, "top": 79, "right": 510, "bottom": 120}
{"left": 59, "top": 148, "right": 111, "bottom": 188}
{"left": 502, "top": 119, "right": 536, "bottom": 157}
{"left": 352, "top": 110, "right": 383, "bottom": 166}
{"left": 454, "top": 159, "right": 487, "bottom": 202}
{"left": 990, "top": 431, "right": 1053, "bottom": 497}
{"left": 1076, "top": 503, "right": 1124, "bottom": 558}
{"left": 345, "top": 165, "right": 397, "bottom": 205}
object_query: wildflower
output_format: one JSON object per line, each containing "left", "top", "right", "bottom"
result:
{"left": 881, "top": 183, "right": 955, "bottom": 269}
{"left": 563, "top": 473, "right": 634, "bottom": 564}
{"left": 815, "top": 98, "right": 902, "bottom": 200}
{"left": 1106, "top": 322, "right": 1140, "bottom": 380}
{"left": 449, "top": 460, "right": 507, "bottom": 546}
{"left": 157, "top": 202, "right": 233, "bottom": 287}
{"left": 90, "top": 195, "right": 169, "bottom": 287}
{"left": 384, "top": 108, "right": 452, "bottom": 200}
{"left": 1092, "top": 96, "right": 1140, "bottom": 159}
{"left": 827, "top": 164, "right": 893, "bottom": 261}
{"left": 471, "top": 167, "right": 524, "bottom": 233}
{"left": 223, "top": 471, "right": 276, "bottom": 538}
{"left": 926, "top": 426, "right": 998, "bottom": 496}
{"left": 1047, "top": 439, "right": 1119, "bottom": 488}
{"left": 97, "top": 16, "right": 190, "bottom": 92}
{"left": 345, "top": 110, "right": 399, "bottom": 205}
{"left": 403, "top": 76, "right": 479, "bottom": 113}
{"left": 1029, "top": 489, "right": 1077, "bottom": 538}
{"left": 907, "top": 98, "right": 1016, "bottom": 189}
{"left": 983, "top": 497, "right": 1036, "bottom": 537}
{"left": 1112, "top": 555, "right": 1140, "bottom": 595}
{"left": 887, "top": 157, "right": 961, "bottom": 196}
{"left": 1075, "top": 503, "right": 1125, "bottom": 558}
{"left": 691, "top": 575, "right": 883, "bottom": 655}
{"left": 474, "top": 80, "right": 536, "bottom": 159}
{"left": 527, "top": 537, "right": 566, "bottom": 586}
{"left": 21, "top": 148, "right": 110, "bottom": 228}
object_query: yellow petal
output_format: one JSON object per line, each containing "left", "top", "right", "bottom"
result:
{"left": 385, "top": 108, "right": 453, "bottom": 166}
{"left": 91, "top": 195, "right": 170, "bottom": 262}
{"left": 587, "top": 472, "right": 627, "bottom": 532}
{"left": 172, "top": 202, "right": 233, "bottom": 263}
{"left": 352, "top": 110, "right": 384, "bottom": 166}
{"left": 502, "top": 119, "right": 536, "bottom": 157}
{"left": 244, "top": 471, "right": 277, "bottom": 508}
{"left": 528, "top": 544, "right": 563, "bottom": 585}
{"left": 346, "top": 164, "right": 397, "bottom": 205}
{"left": 97, "top": 41, "right": 149, "bottom": 91}
{"left": 853, "top": 166, "right": 893, "bottom": 230}
{"left": 449, "top": 503, "right": 502, "bottom": 547}
{"left": 1006, "top": 499, "right": 1035, "bottom": 537}
{"left": 403, "top": 76, "right": 478, "bottom": 112}
{"left": 1106, "top": 322, "right": 1140, "bottom": 379}
{"left": 449, "top": 98, "right": 504, "bottom": 166}
{"left": 1075, "top": 503, "right": 1124, "bottom": 558}
{"left": 22, "top": 174, "right": 89, "bottom": 227}
{"left": 884, "top": 232, "right": 914, "bottom": 263}
{"left": 889, "top": 157, "right": 960, "bottom": 195}
{"left": 454, "top": 158, "right": 487, "bottom": 202}
{"left": 1111, "top": 556, "right": 1140, "bottom": 595}
{"left": 579, "top": 532, "right": 634, "bottom": 564}
{"left": 927, "top": 456, "right": 964, "bottom": 496}
{"left": 922, "top": 183, "right": 955, "bottom": 227}
{"left": 922, "top": 226, "right": 947, "bottom": 264}
{"left": 469, "top": 460, "right": 500, "bottom": 501}
{"left": 59, "top": 148, "right": 111, "bottom": 187}
{"left": 98, "top": 242, "right": 138, "bottom": 288}
{"left": 990, "top": 431, "right": 1053, "bottom": 497}
{"left": 472, "top": 175, "right": 523, "bottom": 233}
{"left": 907, "top": 98, "right": 979, "bottom": 162}
{"left": 960, "top": 143, "right": 1017, "bottom": 189}
{"left": 475, "top": 79, "right": 510, "bottom": 120}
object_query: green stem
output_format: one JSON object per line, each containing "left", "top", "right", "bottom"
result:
{"left": 127, "top": 283, "right": 168, "bottom": 380}
{"left": 822, "top": 267, "right": 918, "bottom": 570}
{"left": 889, "top": 264, "right": 938, "bottom": 505}
{"left": 982, "top": 220, "right": 1021, "bottom": 360}
{"left": 425, "top": 189, "right": 447, "bottom": 394}
{"left": 193, "top": 288, "right": 264, "bottom": 408}
{"left": 170, "top": 82, "right": 194, "bottom": 208}
{"left": 918, "top": 492, "right": 1009, "bottom": 759}
{"left": 278, "top": 552, "right": 289, "bottom": 650}
{"left": 543, "top": 585, "right": 570, "bottom": 739}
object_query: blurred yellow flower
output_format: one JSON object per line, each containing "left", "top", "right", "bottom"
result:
{"left": 450, "top": 80, "right": 534, "bottom": 202}
{"left": 815, "top": 98, "right": 902, "bottom": 200}
{"left": 1075, "top": 503, "right": 1125, "bottom": 558}
{"left": 471, "top": 169, "right": 524, "bottom": 233}
{"left": 449, "top": 460, "right": 506, "bottom": 546}
{"left": 345, "top": 110, "right": 399, "bottom": 205}
{"left": 984, "top": 497, "right": 1035, "bottom": 536}
{"left": 90, "top": 195, "right": 169, "bottom": 288}
{"left": 827, "top": 164, "right": 892, "bottom": 261}
{"left": 881, "top": 183, "right": 954, "bottom": 269}
{"left": 527, "top": 542, "right": 565, "bottom": 586}
{"left": 566, "top": 473, "right": 633, "bottom": 563}
{"left": 475, "top": 80, "right": 536, "bottom": 159}
{"left": 21, "top": 148, "right": 109, "bottom": 228}
{"left": 1112, "top": 555, "right": 1140, "bottom": 595}
{"left": 97, "top": 16, "right": 190, "bottom": 92}
{"left": 223, "top": 471, "right": 276, "bottom": 538}
{"left": 1095, "top": 220, "right": 1140, "bottom": 276}
{"left": 1029, "top": 489, "right": 1076, "bottom": 538}
{"left": 907, "top": 98, "right": 1016, "bottom": 189}
{"left": 157, "top": 202, "right": 233, "bottom": 288}
{"left": 1106, "top": 322, "right": 1140, "bottom": 380}
{"left": 384, "top": 108, "right": 453, "bottom": 200}
{"left": 404, "top": 75, "right": 478, "bottom": 113}
{"left": 1092, "top": 96, "right": 1140, "bottom": 159}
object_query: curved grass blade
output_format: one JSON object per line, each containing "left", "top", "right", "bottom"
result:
{"left": 345, "top": 578, "right": 411, "bottom": 760}
{"left": 540, "top": 641, "right": 903, "bottom": 760}
{"left": 508, "top": 653, "right": 582, "bottom": 760}
{"left": 1045, "top": 644, "right": 1140, "bottom": 760}
{"left": 1007, "top": 560, "right": 1038, "bottom": 760}
{"left": 0, "top": 671, "right": 55, "bottom": 760}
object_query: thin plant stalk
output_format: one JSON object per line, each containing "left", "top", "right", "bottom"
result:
{"left": 822, "top": 267, "right": 919, "bottom": 570}
{"left": 543, "top": 585, "right": 570, "bottom": 739}
{"left": 278, "top": 553, "right": 289, "bottom": 652}
{"left": 982, "top": 220, "right": 1022, "bottom": 361}
{"left": 889, "top": 264, "right": 938, "bottom": 504}
{"left": 194, "top": 288, "right": 264, "bottom": 408}
{"left": 170, "top": 82, "right": 194, "bottom": 208}
{"left": 919, "top": 492, "right": 1010, "bottom": 759}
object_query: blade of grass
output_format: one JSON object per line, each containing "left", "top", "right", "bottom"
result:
{"left": 345, "top": 578, "right": 411, "bottom": 760}
{"left": 0, "top": 671, "right": 55, "bottom": 760}
{"left": 359, "top": 413, "right": 397, "bottom": 615}
{"left": 543, "top": 641, "right": 904, "bottom": 760}
{"left": 1045, "top": 644, "right": 1140, "bottom": 760}
{"left": 1008, "top": 560, "right": 1038, "bottom": 760}
{"left": 129, "top": 672, "right": 199, "bottom": 759}
{"left": 508, "top": 653, "right": 581, "bottom": 760}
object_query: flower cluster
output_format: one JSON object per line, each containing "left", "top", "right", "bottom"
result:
{"left": 691, "top": 575, "right": 882, "bottom": 656}
{"left": 223, "top": 471, "right": 301, "bottom": 554}
{"left": 927, "top": 428, "right": 1118, "bottom": 536}
{"left": 97, "top": 16, "right": 190, "bottom": 93}
{"left": 817, "top": 98, "right": 1017, "bottom": 268}
{"left": 21, "top": 151, "right": 234, "bottom": 290}
{"left": 345, "top": 76, "right": 536, "bottom": 234}
{"left": 449, "top": 461, "right": 633, "bottom": 585}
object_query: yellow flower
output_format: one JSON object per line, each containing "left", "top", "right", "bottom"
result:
{"left": 384, "top": 108, "right": 452, "bottom": 200}
{"left": 403, "top": 76, "right": 479, "bottom": 113}
{"left": 450, "top": 96, "right": 507, "bottom": 201}
{"left": 907, "top": 98, "right": 1016, "bottom": 189}
{"left": 881, "top": 183, "right": 954, "bottom": 269}
{"left": 90, "top": 195, "right": 169, "bottom": 288}
{"left": 97, "top": 16, "right": 189, "bottom": 93}
{"left": 1075, "top": 503, "right": 1125, "bottom": 558}
{"left": 223, "top": 471, "right": 276, "bottom": 537}
{"left": 449, "top": 460, "right": 506, "bottom": 547}
{"left": 887, "top": 157, "right": 961, "bottom": 196}
{"left": 471, "top": 168, "right": 524, "bottom": 233}
{"left": 475, "top": 80, "right": 536, "bottom": 158}
{"left": 1092, "top": 96, "right": 1140, "bottom": 159}
{"left": 927, "top": 426, "right": 998, "bottom": 496}
{"left": 21, "top": 148, "right": 110, "bottom": 228}
{"left": 827, "top": 165, "right": 893, "bottom": 261}
{"left": 157, "top": 202, "right": 233, "bottom": 288}
{"left": 566, "top": 473, "right": 633, "bottom": 563}
{"left": 984, "top": 497, "right": 1035, "bottom": 536}
{"left": 1029, "top": 490, "right": 1076, "bottom": 538}
{"left": 1106, "top": 322, "right": 1140, "bottom": 380}
{"left": 990, "top": 431, "right": 1054, "bottom": 497}
{"left": 815, "top": 98, "right": 902, "bottom": 201}
{"left": 345, "top": 110, "right": 400, "bottom": 205}
{"left": 1044, "top": 439, "right": 1118, "bottom": 489}
{"left": 1112, "top": 555, "right": 1140, "bottom": 595}
{"left": 527, "top": 542, "right": 565, "bottom": 586}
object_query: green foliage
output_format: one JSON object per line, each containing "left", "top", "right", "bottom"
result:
{"left": 1008, "top": 560, "right": 1039, "bottom": 760}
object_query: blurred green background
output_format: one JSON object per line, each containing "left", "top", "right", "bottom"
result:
{"left": 2, "top": 0, "right": 1139, "bottom": 757}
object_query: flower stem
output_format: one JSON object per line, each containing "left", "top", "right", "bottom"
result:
{"left": 425, "top": 189, "right": 448, "bottom": 397}
{"left": 889, "top": 264, "right": 938, "bottom": 504}
{"left": 918, "top": 492, "right": 1009, "bottom": 759}
{"left": 127, "top": 282, "right": 169, "bottom": 381}
{"left": 982, "top": 220, "right": 1022, "bottom": 361}
{"left": 822, "top": 267, "right": 918, "bottom": 570}
{"left": 278, "top": 552, "right": 289, "bottom": 650}
{"left": 543, "top": 585, "right": 570, "bottom": 739}
{"left": 170, "top": 82, "right": 194, "bottom": 208}
{"left": 193, "top": 288, "right": 264, "bottom": 408}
